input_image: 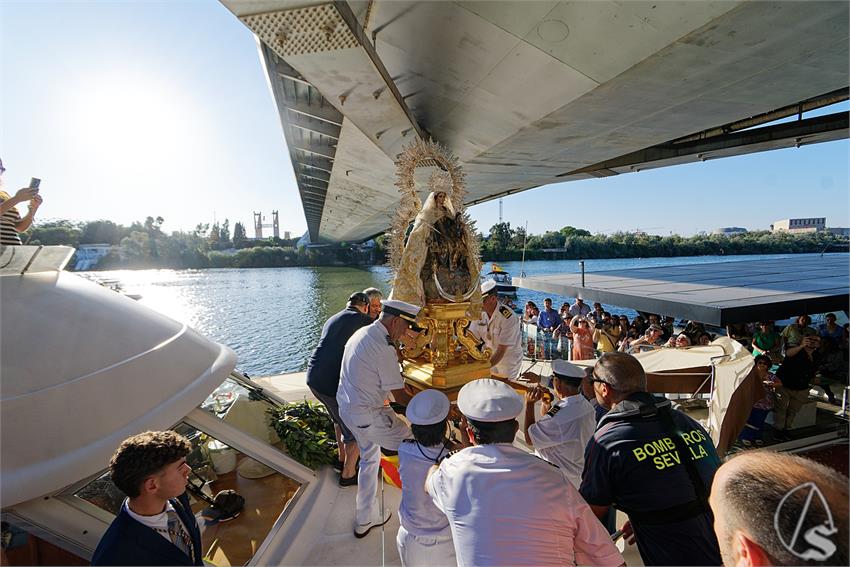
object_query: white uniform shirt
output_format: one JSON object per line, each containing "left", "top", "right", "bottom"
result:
{"left": 336, "top": 322, "right": 404, "bottom": 422}
{"left": 485, "top": 305, "right": 522, "bottom": 379}
{"left": 528, "top": 394, "right": 596, "bottom": 489}
{"left": 398, "top": 440, "right": 452, "bottom": 538}
{"left": 427, "top": 444, "right": 624, "bottom": 567}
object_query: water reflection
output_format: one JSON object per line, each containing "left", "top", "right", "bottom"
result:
{"left": 84, "top": 266, "right": 391, "bottom": 376}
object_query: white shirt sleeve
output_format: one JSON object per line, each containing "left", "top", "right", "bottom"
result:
{"left": 572, "top": 498, "right": 625, "bottom": 566}
{"left": 425, "top": 463, "right": 448, "bottom": 514}
{"left": 527, "top": 415, "right": 561, "bottom": 450}
{"left": 376, "top": 343, "right": 404, "bottom": 391}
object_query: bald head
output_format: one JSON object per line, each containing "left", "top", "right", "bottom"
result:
{"left": 711, "top": 451, "right": 848, "bottom": 566}
{"left": 593, "top": 352, "right": 646, "bottom": 395}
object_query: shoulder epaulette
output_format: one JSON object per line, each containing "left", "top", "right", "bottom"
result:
{"left": 499, "top": 306, "right": 513, "bottom": 318}
{"left": 546, "top": 404, "right": 561, "bottom": 417}
{"left": 531, "top": 453, "right": 560, "bottom": 468}
{"left": 444, "top": 449, "right": 463, "bottom": 460}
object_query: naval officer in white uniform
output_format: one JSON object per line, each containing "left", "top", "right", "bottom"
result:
{"left": 425, "top": 379, "right": 624, "bottom": 567}
{"left": 479, "top": 280, "right": 523, "bottom": 380}
{"left": 523, "top": 359, "right": 596, "bottom": 489}
{"left": 337, "top": 299, "right": 421, "bottom": 537}
{"left": 396, "top": 390, "right": 459, "bottom": 567}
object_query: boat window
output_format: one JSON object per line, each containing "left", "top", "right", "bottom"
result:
{"left": 65, "top": 423, "right": 302, "bottom": 567}
{"left": 200, "top": 375, "right": 282, "bottom": 447}
{"left": 73, "top": 470, "right": 125, "bottom": 516}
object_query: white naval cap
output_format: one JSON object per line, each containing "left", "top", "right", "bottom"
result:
{"left": 457, "top": 378, "right": 523, "bottom": 422}
{"left": 406, "top": 389, "right": 451, "bottom": 425}
{"left": 381, "top": 299, "right": 422, "bottom": 323}
{"left": 481, "top": 279, "right": 498, "bottom": 296}
{"left": 550, "top": 359, "right": 586, "bottom": 386}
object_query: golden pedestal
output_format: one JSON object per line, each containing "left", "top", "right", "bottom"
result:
{"left": 402, "top": 301, "right": 491, "bottom": 400}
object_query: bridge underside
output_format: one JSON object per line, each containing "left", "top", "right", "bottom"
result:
{"left": 223, "top": 1, "right": 849, "bottom": 242}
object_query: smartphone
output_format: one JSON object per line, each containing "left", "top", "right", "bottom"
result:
{"left": 29, "top": 177, "right": 41, "bottom": 191}
{"left": 611, "top": 529, "right": 625, "bottom": 542}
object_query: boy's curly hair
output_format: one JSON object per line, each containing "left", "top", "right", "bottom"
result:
{"left": 109, "top": 431, "right": 192, "bottom": 497}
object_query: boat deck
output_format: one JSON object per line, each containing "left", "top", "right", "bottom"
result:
{"left": 254, "top": 372, "right": 405, "bottom": 566}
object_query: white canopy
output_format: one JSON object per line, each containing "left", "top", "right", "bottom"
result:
{"left": 1, "top": 259, "right": 236, "bottom": 507}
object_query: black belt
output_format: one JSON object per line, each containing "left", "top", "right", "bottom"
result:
{"left": 619, "top": 499, "right": 711, "bottom": 526}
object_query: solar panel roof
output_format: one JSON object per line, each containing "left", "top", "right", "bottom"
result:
{"left": 515, "top": 255, "right": 849, "bottom": 325}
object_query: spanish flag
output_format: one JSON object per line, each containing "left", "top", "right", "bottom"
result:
{"left": 380, "top": 455, "right": 402, "bottom": 488}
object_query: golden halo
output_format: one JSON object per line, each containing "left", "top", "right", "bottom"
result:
{"left": 387, "top": 139, "right": 468, "bottom": 274}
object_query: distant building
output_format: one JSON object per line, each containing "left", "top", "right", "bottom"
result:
{"left": 826, "top": 227, "right": 850, "bottom": 237}
{"left": 770, "top": 217, "right": 826, "bottom": 233}
{"left": 712, "top": 227, "right": 747, "bottom": 236}
{"left": 74, "top": 244, "right": 113, "bottom": 271}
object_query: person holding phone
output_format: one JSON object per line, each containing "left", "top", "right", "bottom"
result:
{"left": 0, "top": 160, "right": 43, "bottom": 245}
{"left": 773, "top": 334, "right": 821, "bottom": 439}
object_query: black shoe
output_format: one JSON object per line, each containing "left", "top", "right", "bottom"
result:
{"left": 333, "top": 461, "right": 344, "bottom": 473}
{"left": 339, "top": 474, "right": 358, "bottom": 487}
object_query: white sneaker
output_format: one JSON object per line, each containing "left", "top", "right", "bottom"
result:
{"left": 353, "top": 509, "right": 392, "bottom": 538}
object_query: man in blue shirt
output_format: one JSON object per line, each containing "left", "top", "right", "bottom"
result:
{"left": 306, "top": 292, "right": 372, "bottom": 485}
{"left": 581, "top": 352, "right": 722, "bottom": 566}
{"left": 537, "top": 297, "right": 562, "bottom": 360}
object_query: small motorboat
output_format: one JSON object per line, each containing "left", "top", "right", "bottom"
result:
{"left": 486, "top": 263, "right": 517, "bottom": 297}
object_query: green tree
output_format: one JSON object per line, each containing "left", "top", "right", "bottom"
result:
{"left": 233, "top": 221, "right": 247, "bottom": 247}
{"left": 208, "top": 221, "right": 221, "bottom": 245}
{"left": 219, "top": 219, "right": 231, "bottom": 248}
{"left": 26, "top": 220, "right": 81, "bottom": 246}
{"left": 79, "top": 220, "right": 124, "bottom": 245}
{"left": 488, "top": 222, "right": 514, "bottom": 255}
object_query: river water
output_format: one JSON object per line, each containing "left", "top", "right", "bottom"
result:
{"left": 89, "top": 253, "right": 829, "bottom": 376}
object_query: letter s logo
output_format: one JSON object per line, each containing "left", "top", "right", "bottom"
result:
{"left": 800, "top": 524, "right": 837, "bottom": 561}
{"left": 775, "top": 482, "right": 837, "bottom": 561}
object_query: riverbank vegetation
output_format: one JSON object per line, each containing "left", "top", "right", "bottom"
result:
{"left": 478, "top": 222, "right": 849, "bottom": 261}
{"left": 23, "top": 217, "right": 848, "bottom": 270}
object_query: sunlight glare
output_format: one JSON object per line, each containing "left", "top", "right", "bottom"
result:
{"left": 70, "top": 72, "right": 205, "bottom": 173}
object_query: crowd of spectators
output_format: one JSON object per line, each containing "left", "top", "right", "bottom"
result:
{"left": 520, "top": 295, "right": 849, "bottom": 446}
{"left": 520, "top": 300, "right": 716, "bottom": 361}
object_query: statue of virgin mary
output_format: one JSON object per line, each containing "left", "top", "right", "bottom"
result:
{"left": 391, "top": 173, "right": 476, "bottom": 305}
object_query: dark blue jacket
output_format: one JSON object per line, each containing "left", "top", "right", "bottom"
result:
{"left": 580, "top": 392, "right": 721, "bottom": 566}
{"left": 306, "top": 307, "right": 372, "bottom": 396}
{"left": 91, "top": 492, "right": 203, "bottom": 566}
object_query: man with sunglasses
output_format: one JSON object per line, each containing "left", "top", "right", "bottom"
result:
{"left": 580, "top": 353, "right": 722, "bottom": 566}
{"left": 92, "top": 431, "right": 202, "bottom": 566}
{"left": 337, "top": 299, "right": 422, "bottom": 538}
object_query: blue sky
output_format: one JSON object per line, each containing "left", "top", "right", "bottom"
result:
{"left": 2, "top": 1, "right": 848, "bottom": 238}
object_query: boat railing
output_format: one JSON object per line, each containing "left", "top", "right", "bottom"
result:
{"left": 0, "top": 245, "right": 75, "bottom": 275}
